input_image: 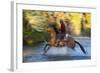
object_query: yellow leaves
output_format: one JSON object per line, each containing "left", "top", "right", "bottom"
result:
{"left": 28, "top": 17, "right": 35, "bottom": 24}
{"left": 25, "top": 15, "right": 47, "bottom": 32}
{"left": 23, "top": 10, "right": 91, "bottom": 36}
{"left": 84, "top": 13, "right": 91, "bottom": 28}
{"left": 70, "top": 13, "right": 81, "bottom": 35}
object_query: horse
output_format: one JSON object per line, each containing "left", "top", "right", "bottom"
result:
{"left": 43, "top": 20, "right": 86, "bottom": 55}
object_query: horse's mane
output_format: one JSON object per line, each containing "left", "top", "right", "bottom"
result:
{"left": 48, "top": 24, "right": 59, "bottom": 34}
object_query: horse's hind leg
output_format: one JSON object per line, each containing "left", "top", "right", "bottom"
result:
{"left": 74, "top": 40, "right": 86, "bottom": 54}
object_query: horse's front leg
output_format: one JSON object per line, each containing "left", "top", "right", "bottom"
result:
{"left": 43, "top": 43, "right": 51, "bottom": 55}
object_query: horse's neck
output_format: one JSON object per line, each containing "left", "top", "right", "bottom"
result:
{"left": 51, "top": 30, "right": 56, "bottom": 35}
{"left": 49, "top": 28, "right": 56, "bottom": 38}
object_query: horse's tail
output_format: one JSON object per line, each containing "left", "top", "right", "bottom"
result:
{"left": 74, "top": 40, "right": 86, "bottom": 54}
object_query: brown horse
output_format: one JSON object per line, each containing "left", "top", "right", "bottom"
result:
{"left": 43, "top": 20, "right": 86, "bottom": 54}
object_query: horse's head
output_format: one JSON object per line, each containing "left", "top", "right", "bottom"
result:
{"left": 47, "top": 27, "right": 53, "bottom": 33}
{"left": 47, "top": 24, "right": 56, "bottom": 33}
